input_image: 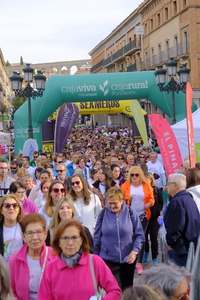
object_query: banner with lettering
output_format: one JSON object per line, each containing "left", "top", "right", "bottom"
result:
{"left": 130, "top": 100, "right": 148, "bottom": 146}
{"left": 54, "top": 103, "right": 79, "bottom": 153}
{"left": 148, "top": 114, "right": 183, "bottom": 176}
{"left": 186, "top": 82, "right": 195, "bottom": 167}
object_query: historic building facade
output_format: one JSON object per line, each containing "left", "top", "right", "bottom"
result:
{"left": 89, "top": 0, "right": 200, "bottom": 126}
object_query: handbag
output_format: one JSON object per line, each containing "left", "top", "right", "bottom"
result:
{"left": 89, "top": 254, "right": 106, "bottom": 300}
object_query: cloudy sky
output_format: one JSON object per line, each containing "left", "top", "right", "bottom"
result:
{"left": 0, "top": 0, "right": 143, "bottom": 64}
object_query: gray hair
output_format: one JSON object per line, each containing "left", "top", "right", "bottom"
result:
{"left": 56, "top": 163, "right": 66, "bottom": 170}
{"left": 23, "top": 173, "right": 33, "bottom": 180}
{"left": 0, "top": 254, "right": 13, "bottom": 299}
{"left": 169, "top": 173, "right": 186, "bottom": 190}
{"left": 138, "top": 263, "right": 192, "bottom": 298}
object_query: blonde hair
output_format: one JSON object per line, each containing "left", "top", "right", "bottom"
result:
{"left": 127, "top": 166, "right": 146, "bottom": 184}
{"left": 48, "top": 196, "right": 77, "bottom": 236}
{"left": 16, "top": 167, "right": 28, "bottom": 177}
{"left": 0, "top": 194, "right": 23, "bottom": 223}
{"left": 105, "top": 187, "right": 124, "bottom": 202}
{"left": 145, "top": 172, "right": 156, "bottom": 187}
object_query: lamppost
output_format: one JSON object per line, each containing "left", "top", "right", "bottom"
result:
{"left": 154, "top": 57, "right": 190, "bottom": 125}
{"left": 9, "top": 64, "right": 46, "bottom": 139}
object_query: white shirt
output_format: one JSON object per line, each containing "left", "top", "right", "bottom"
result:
{"left": 3, "top": 223, "right": 23, "bottom": 262}
{"left": 27, "top": 255, "right": 41, "bottom": 300}
{"left": 146, "top": 160, "right": 166, "bottom": 188}
{"left": 130, "top": 185, "right": 145, "bottom": 217}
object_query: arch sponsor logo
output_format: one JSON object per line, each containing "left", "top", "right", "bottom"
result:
{"left": 61, "top": 80, "right": 148, "bottom": 97}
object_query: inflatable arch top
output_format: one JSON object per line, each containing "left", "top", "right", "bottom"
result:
{"left": 14, "top": 71, "right": 197, "bottom": 153}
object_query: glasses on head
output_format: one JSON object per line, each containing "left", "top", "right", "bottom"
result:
{"left": 24, "top": 230, "right": 44, "bottom": 238}
{"left": 52, "top": 188, "right": 66, "bottom": 193}
{"left": 60, "top": 235, "right": 81, "bottom": 243}
{"left": 3, "top": 203, "right": 19, "bottom": 209}
{"left": 131, "top": 173, "right": 139, "bottom": 177}
{"left": 71, "top": 181, "right": 81, "bottom": 186}
{"left": 56, "top": 170, "right": 65, "bottom": 173}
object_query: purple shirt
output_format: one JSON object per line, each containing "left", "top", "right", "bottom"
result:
{"left": 22, "top": 198, "right": 38, "bottom": 216}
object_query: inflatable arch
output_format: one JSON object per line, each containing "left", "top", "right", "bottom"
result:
{"left": 14, "top": 71, "right": 197, "bottom": 153}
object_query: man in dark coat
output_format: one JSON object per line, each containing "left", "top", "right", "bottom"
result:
{"left": 164, "top": 173, "right": 200, "bottom": 267}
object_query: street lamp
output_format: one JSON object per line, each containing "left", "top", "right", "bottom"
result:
{"left": 154, "top": 58, "right": 190, "bottom": 125}
{"left": 9, "top": 64, "right": 46, "bottom": 139}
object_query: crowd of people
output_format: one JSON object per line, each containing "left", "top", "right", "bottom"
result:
{"left": 0, "top": 125, "right": 199, "bottom": 299}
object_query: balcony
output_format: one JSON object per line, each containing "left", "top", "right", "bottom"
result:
{"left": 112, "top": 48, "right": 124, "bottom": 62}
{"left": 90, "top": 60, "right": 104, "bottom": 73}
{"left": 103, "top": 56, "right": 114, "bottom": 67}
{"left": 124, "top": 38, "right": 141, "bottom": 56}
{"left": 127, "top": 63, "right": 137, "bottom": 72}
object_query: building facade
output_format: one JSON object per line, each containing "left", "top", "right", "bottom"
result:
{"left": 89, "top": 0, "right": 200, "bottom": 126}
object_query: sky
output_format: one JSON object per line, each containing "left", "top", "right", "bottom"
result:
{"left": 0, "top": 0, "right": 143, "bottom": 64}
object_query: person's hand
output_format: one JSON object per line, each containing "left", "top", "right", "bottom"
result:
{"left": 167, "top": 245, "right": 172, "bottom": 250}
{"left": 126, "top": 251, "right": 137, "bottom": 264}
{"left": 145, "top": 202, "right": 151, "bottom": 209}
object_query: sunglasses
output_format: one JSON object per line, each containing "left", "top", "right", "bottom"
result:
{"left": 56, "top": 170, "right": 65, "bottom": 173}
{"left": 124, "top": 170, "right": 129, "bottom": 173}
{"left": 10, "top": 167, "right": 17, "bottom": 170}
{"left": 118, "top": 158, "right": 123, "bottom": 160}
{"left": 140, "top": 156, "right": 145, "bottom": 158}
{"left": 131, "top": 173, "right": 139, "bottom": 177}
{"left": 105, "top": 154, "right": 110, "bottom": 156}
{"left": 3, "top": 203, "right": 19, "bottom": 209}
{"left": 57, "top": 161, "right": 63, "bottom": 164}
{"left": 34, "top": 156, "right": 39, "bottom": 158}
{"left": 71, "top": 181, "right": 81, "bottom": 186}
{"left": 52, "top": 188, "right": 66, "bottom": 193}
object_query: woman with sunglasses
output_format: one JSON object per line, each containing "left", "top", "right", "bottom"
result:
{"left": 69, "top": 174, "right": 101, "bottom": 236}
{"left": 9, "top": 213, "right": 55, "bottom": 300}
{"left": 47, "top": 196, "right": 93, "bottom": 250}
{"left": 38, "top": 180, "right": 67, "bottom": 228}
{"left": 9, "top": 181, "right": 38, "bottom": 216}
{"left": 38, "top": 219, "right": 121, "bottom": 300}
{"left": 121, "top": 166, "right": 155, "bottom": 275}
{"left": 0, "top": 194, "right": 23, "bottom": 262}
{"left": 92, "top": 166, "right": 117, "bottom": 207}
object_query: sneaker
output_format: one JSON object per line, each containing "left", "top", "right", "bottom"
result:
{"left": 152, "top": 258, "right": 158, "bottom": 265}
{"left": 136, "top": 264, "right": 144, "bottom": 275}
{"left": 143, "top": 251, "right": 149, "bottom": 262}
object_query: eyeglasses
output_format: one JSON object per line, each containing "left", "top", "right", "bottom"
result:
{"left": 56, "top": 170, "right": 65, "bottom": 173}
{"left": 131, "top": 173, "right": 139, "bottom": 177}
{"left": 124, "top": 171, "right": 129, "bottom": 173}
{"left": 24, "top": 230, "right": 44, "bottom": 238}
{"left": 2, "top": 203, "right": 19, "bottom": 209}
{"left": 52, "top": 188, "right": 66, "bottom": 193}
{"left": 60, "top": 235, "right": 81, "bottom": 243}
{"left": 71, "top": 181, "right": 81, "bottom": 186}
{"left": 108, "top": 201, "right": 121, "bottom": 206}
{"left": 176, "top": 286, "right": 190, "bottom": 300}
{"left": 166, "top": 182, "right": 176, "bottom": 186}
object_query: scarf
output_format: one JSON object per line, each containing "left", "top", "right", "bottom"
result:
{"left": 60, "top": 249, "right": 82, "bottom": 268}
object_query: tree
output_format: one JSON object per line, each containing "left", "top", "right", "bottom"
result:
{"left": 5, "top": 60, "right": 11, "bottom": 66}
{"left": 20, "top": 56, "right": 24, "bottom": 65}
{"left": 11, "top": 96, "right": 27, "bottom": 113}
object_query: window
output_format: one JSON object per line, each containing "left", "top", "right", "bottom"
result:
{"left": 183, "top": 0, "right": 187, "bottom": 7}
{"left": 157, "top": 13, "right": 161, "bottom": 26}
{"left": 150, "top": 18, "right": 154, "bottom": 31}
{"left": 174, "top": 36, "right": 178, "bottom": 57}
{"left": 173, "top": 1, "right": 177, "bottom": 14}
{"left": 166, "top": 40, "right": 170, "bottom": 60}
{"left": 165, "top": 7, "right": 168, "bottom": 21}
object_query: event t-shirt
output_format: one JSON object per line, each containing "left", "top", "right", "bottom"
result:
{"left": 3, "top": 223, "right": 23, "bottom": 262}
{"left": 130, "top": 185, "right": 145, "bottom": 217}
{"left": 27, "top": 255, "right": 41, "bottom": 300}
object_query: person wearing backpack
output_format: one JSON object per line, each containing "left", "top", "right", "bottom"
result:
{"left": 93, "top": 187, "right": 145, "bottom": 291}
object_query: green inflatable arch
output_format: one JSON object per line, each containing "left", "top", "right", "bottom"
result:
{"left": 14, "top": 71, "right": 197, "bottom": 153}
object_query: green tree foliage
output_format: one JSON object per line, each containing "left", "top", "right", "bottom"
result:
{"left": 11, "top": 96, "right": 27, "bottom": 113}
{"left": 20, "top": 56, "right": 24, "bottom": 65}
{"left": 5, "top": 60, "right": 11, "bottom": 66}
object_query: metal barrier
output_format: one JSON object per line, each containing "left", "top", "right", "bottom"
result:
{"left": 187, "top": 237, "right": 200, "bottom": 300}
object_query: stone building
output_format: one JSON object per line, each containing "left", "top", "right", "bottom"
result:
{"left": 89, "top": 0, "right": 200, "bottom": 126}
{"left": 0, "top": 49, "right": 11, "bottom": 130}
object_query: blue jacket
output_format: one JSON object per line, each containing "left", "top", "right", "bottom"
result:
{"left": 164, "top": 190, "right": 200, "bottom": 256}
{"left": 93, "top": 202, "right": 145, "bottom": 263}
{"left": 66, "top": 162, "right": 75, "bottom": 176}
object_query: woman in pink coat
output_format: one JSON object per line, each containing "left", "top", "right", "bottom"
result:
{"left": 9, "top": 213, "right": 55, "bottom": 300}
{"left": 38, "top": 219, "right": 121, "bottom": 300}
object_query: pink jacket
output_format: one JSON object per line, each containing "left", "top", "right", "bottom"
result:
{"left": 38, "top": 252, "right": 121, "bottom": 300}
{"left": 9, "top": 243, "right": 55, "bottom": 300}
